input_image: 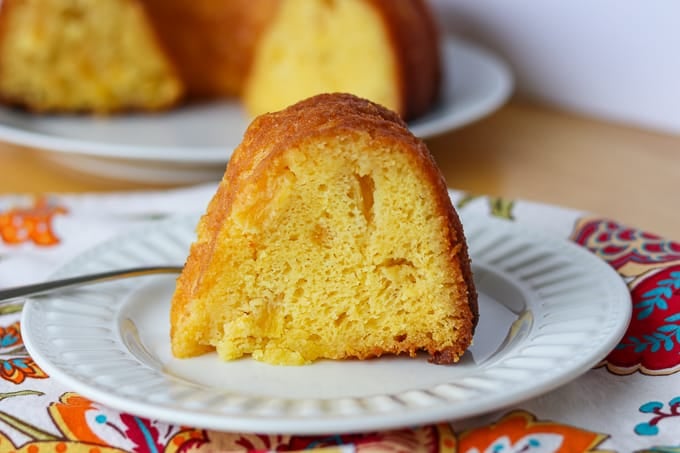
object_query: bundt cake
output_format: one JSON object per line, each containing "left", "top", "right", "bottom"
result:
{"left": 170, "top": 93, "right": 477, "bottom": 365}
{"left": 0, "top": 0, "right": 441, "bottom": 119}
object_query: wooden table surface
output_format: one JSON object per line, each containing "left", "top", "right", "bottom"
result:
{"left": 0, "top": 100, "right": 677, "bottom": 240}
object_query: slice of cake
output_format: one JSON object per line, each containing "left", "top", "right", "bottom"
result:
{"left": 170, "top": 93, "right": 477, "bottom": 365}
{"left": 0, "top": 0, "right": 183, "bottom": 113}
{"left": 242, "top": 0, "right": 441, "bottom": 120}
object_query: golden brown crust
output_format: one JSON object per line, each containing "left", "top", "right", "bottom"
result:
{"left": 171, "top": 93, "right": 477, "bottom": 362}
{"left": 366, "top": 0, "right": 441, "bottom": 120}
{"left": 139, "top": 0, "right": 279, "bottom": 98}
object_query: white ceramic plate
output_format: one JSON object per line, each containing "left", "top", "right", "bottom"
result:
{"left": 21, "top": 211, "right": 630, "bottom": 434}
{"left": 0, "top": 36, "right": 512, "bottom": 183}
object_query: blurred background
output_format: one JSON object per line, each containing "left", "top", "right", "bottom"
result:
{"left": 431, "top": 0, "right": 680, "bottom": 135}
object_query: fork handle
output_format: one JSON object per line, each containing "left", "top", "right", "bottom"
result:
{"left": 0, "top": 266, "right": 183, "bottom": 302}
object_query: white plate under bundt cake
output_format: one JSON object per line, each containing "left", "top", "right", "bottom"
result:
{"left": 170, "top": 93, "right": 478, "bottom": 365}
{"left": 0, "top": 0, "right": 441, "bottom": 120}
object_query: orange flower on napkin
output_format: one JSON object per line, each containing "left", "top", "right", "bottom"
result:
{"left": 458, "top": 411, "right": 607, "bottom": 452}
{"left": 0, "top": 196, "right": 67, "bottom": 246}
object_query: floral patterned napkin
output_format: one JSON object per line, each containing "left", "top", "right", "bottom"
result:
{"left": 0, "top": 183, "right": 678, "bottom": 453}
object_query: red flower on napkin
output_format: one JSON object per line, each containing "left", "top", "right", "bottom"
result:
{"left": 571, "top": 217, "right": 680, "bottom": 375}
{"left": 609, "top": 265, "right": 680, "bottom": 375}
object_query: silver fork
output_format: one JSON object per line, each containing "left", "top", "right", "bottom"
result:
{"left": 0, "top": 266, "right": 183, "bottom": 302}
